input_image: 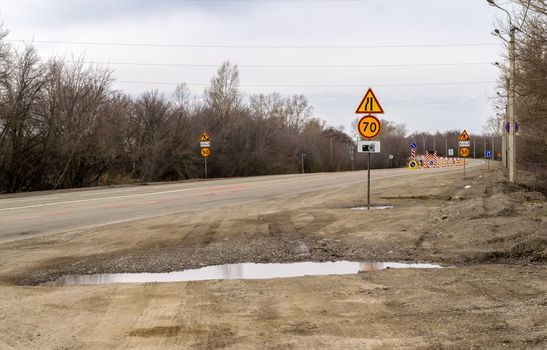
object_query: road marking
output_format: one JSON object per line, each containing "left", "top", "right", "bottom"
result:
{"left": 0, "top": 162, "right": 482, "bottom": 213}
{"left": 0, "top": 185, "right": 250, "bottom": 211}
{"left": 0, "top": 196, "right": 60, "bottom": 204}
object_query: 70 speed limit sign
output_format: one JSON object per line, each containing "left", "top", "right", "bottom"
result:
{"left": 357, "top": 115, "right": 382, "bottom": 139}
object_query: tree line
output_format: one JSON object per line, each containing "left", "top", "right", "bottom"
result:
{"left": 0, "top": 22, "right": 506, "bottom": 193}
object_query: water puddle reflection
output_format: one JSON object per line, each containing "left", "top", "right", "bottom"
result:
{"left": 43, "top": 261, "right": 443, "bottom": 286}
{"left": 351, "top": 206, "right": 394, "bottom": 210}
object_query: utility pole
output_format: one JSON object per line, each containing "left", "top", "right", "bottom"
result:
{"left": 445, "top": 137, "right": 448, "bottom": 157}
{"left": 492, "top": 134, "right": 495, "bottom": 161}
{"left": 329, "top": 130, "right": 334, "bottom": 170}
{"left": 348, "top": 140, "right": 355, "bottom": 171}
{"left": 487, "top": 0, "right": 518, "bottom": 182}
{"left": 502, "top": 77, "right": 509, "bottom": 168}
{"left": 508, "top": 27, "right": 517, "bottom": 182}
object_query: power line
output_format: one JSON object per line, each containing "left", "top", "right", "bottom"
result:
{"left": 114, "top": 80, "right": 497, "bottom": 88}
{"left": 11, "top": 39, "right": 499, "bottom": 49}
{"left": 74, "top": 60, "right": 492, "bottom": 69}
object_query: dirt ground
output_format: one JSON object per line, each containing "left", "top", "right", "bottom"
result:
{"left": 0, "top": 165, "right": 545, "bottom": 349}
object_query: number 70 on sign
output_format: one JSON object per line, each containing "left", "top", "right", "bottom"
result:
{"left": 358, "top": 115, "right": 382, "bottom": 139}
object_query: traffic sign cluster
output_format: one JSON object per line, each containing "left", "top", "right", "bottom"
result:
{"left": 200, "top": 132, "right": 211, "bottom": 158}
{"left": 355, "top": 88, "right": 384, "bottom": 210}
{"left": 458, "top": 130, "right": 471, "bottom": 158}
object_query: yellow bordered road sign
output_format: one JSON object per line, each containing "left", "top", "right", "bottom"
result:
{"left": 200, "top": 132, "right": 211, "bottom": 142}
{"left": 408, "top": 160, "right": 418, "bottom": 169}
{"left": 357, "top": 115, "right": 382, "bottom": 139}
{"left": 356, "top": 88, "right": 384, "bottom": 114}
{"left": 201, "top": 147, "right": 211, "bottom": 158}
{"left": 459, "top": 147, "right": 470, "bottom": 158}
{"left": 459, "top": 130, "right": 470, "bottom": 142}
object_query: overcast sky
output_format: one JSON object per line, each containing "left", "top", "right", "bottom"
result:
{"left": 1, "top": 0, "right": 508, "bottom": 134}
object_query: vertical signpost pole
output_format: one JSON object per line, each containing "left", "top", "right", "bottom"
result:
{"left": 205, "top": 157, "right": 208, "bottom": 179}
{"left": 355, "top": 88, "right": 384, "bottom": 211}
{"left": 367, "top": 152, "right": 371, "bottom": 210}
{"left": 200, "top": 132, "right": 211, "bottom": 180}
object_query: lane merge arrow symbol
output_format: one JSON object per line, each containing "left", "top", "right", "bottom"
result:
{"left": 356, "top": 88, "right": 384, "bottom": 114}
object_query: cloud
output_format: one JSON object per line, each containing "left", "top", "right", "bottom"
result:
{"left": 1, "top": 0, "right": 502, "bottom": 133}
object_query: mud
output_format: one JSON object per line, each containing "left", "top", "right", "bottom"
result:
{"left": 0, "top": 165, "right": 545, "bottom": 349}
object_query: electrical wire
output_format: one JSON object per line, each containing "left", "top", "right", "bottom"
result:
{"left": 72, "top": 60, "right": 493, "bottom": 69}
{"left": 114, "top": 80, "right": 497, "bottom": 87}
{"left": 10, "top": 39, "right": 499, "bottom": 49}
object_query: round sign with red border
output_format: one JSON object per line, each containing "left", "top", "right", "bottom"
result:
{"left": 358, "top": 115, "right": 382, "bottom": 139}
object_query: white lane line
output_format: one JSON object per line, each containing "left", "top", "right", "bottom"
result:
{"left": 0, "top": 185, "right": 243, "bottom": 212}
{"left": 0, "top": 196, "right": 61, "bottom": 204}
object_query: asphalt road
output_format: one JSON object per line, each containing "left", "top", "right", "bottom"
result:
{"left": 0, "top": 161, "right": 483, "bottom": 242}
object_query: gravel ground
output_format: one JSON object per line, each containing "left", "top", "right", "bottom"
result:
{"left": 0, "top": 165, "right": 545, "bottom": 349}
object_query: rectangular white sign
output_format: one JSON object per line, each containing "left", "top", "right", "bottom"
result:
{"left": 459, "top": 141, "right": 470, "bottom": 147}
{"left": 200, "top": 141, "right": 211, "bottom": 148}
{"left": 358, "top": 141, "right": 381, "bottom": 153}
{"left": 448, "top": 149, "right": 454, "bottom": 156}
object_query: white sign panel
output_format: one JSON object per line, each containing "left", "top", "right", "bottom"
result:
{"left": 200, "top": 141, "right": 211, "bottom": 148}
{"left": 459, "top": 141, "right": 470, "bottom": 147}
{"left": 448, "top": 149, "right": 454, "bottom": 156}
{"left": 358, "top": 141, "right": 381, "bottom": 153}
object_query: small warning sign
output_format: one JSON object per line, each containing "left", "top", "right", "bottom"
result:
{"left": 356, "top": 88, "right": 384, "bottom": 114}
{"left": 200, "top": 132, "right": 211, "bottom": 142}
{"left": 459, "top": 130, "right": 470, "bottom": 142}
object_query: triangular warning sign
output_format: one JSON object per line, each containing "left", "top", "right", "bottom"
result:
{"left": 459, "top": 130, "right": 470, "bottom": 141}
{"left": 200, "top": 132, "right": 210, "bottom": 142}
{"left": 356, "top": 88, "right": 384, "bottom": 114}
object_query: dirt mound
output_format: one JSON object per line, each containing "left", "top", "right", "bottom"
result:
{"left": 469, "top": 237, "right": 547, "bottom": 263}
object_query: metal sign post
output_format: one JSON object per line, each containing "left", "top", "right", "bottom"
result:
{"left": 204, "top": 157, "right": 208, "bottom": 179}
{"left": 355, "top": 88, "right": 384, "bottom": 211}
{"left": 459, "top": 130, "right": 471, "bottom": 176}
{"left": 200, "top": 132, "right": 211, "bottom": 179}
{"left": 357, "top": 141, "right": 381, "bottom": 210}
{"left": 367, "top": 153, "right": 371, "bottom": 210}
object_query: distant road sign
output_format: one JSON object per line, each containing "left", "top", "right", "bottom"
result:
{"left": 356, "top": 88, "right": 384, "bottom": 114}
{"left": 357, "top": 115, "right": 382, "bottom": 139}
{"left": 506, "top": 121, "right": 520, "bottom": 133}
{"left": 410, "top": 142, "right": 417, "bottom": 149}
{"left": 388, "top": 154, "right": 394, "bottom": 160}
{"left": 200, "top": 141, "right": 211, "bottom": 148}
{"left": 358, "top": 141, "right": 381, "bottom": 153}
{"left": 448, "top": 149, "right": 454, "bottom": 156}
{"left": 200, "top": 132, "right": 211, "bottom": 142}
{"left": 459, "top": 141, "right": 470, "bottom": 147}
{"left": 201, "top": 148, "right": 211, "bottom": 157}
{"left": 485, "top": 150, "right": 492, "bottom": 158}
{"left": 459, "top": 130, "right": 470, "bottom": 142}
{"left": 460, "top": 147, "right": 470, "bottom": 157}
{"left": 408, "top": 160, "right": 418, "bottom": 169}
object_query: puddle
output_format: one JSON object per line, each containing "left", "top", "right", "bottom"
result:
{"left": 42, "top": 261, "right": 443, "bottom": 286}
{"left": 351, "top": 206, "right": 394, "bottom": 210}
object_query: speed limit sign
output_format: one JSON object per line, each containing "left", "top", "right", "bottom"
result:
{"left": 357, "top": 115, "right": 382, "bottom": 139}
